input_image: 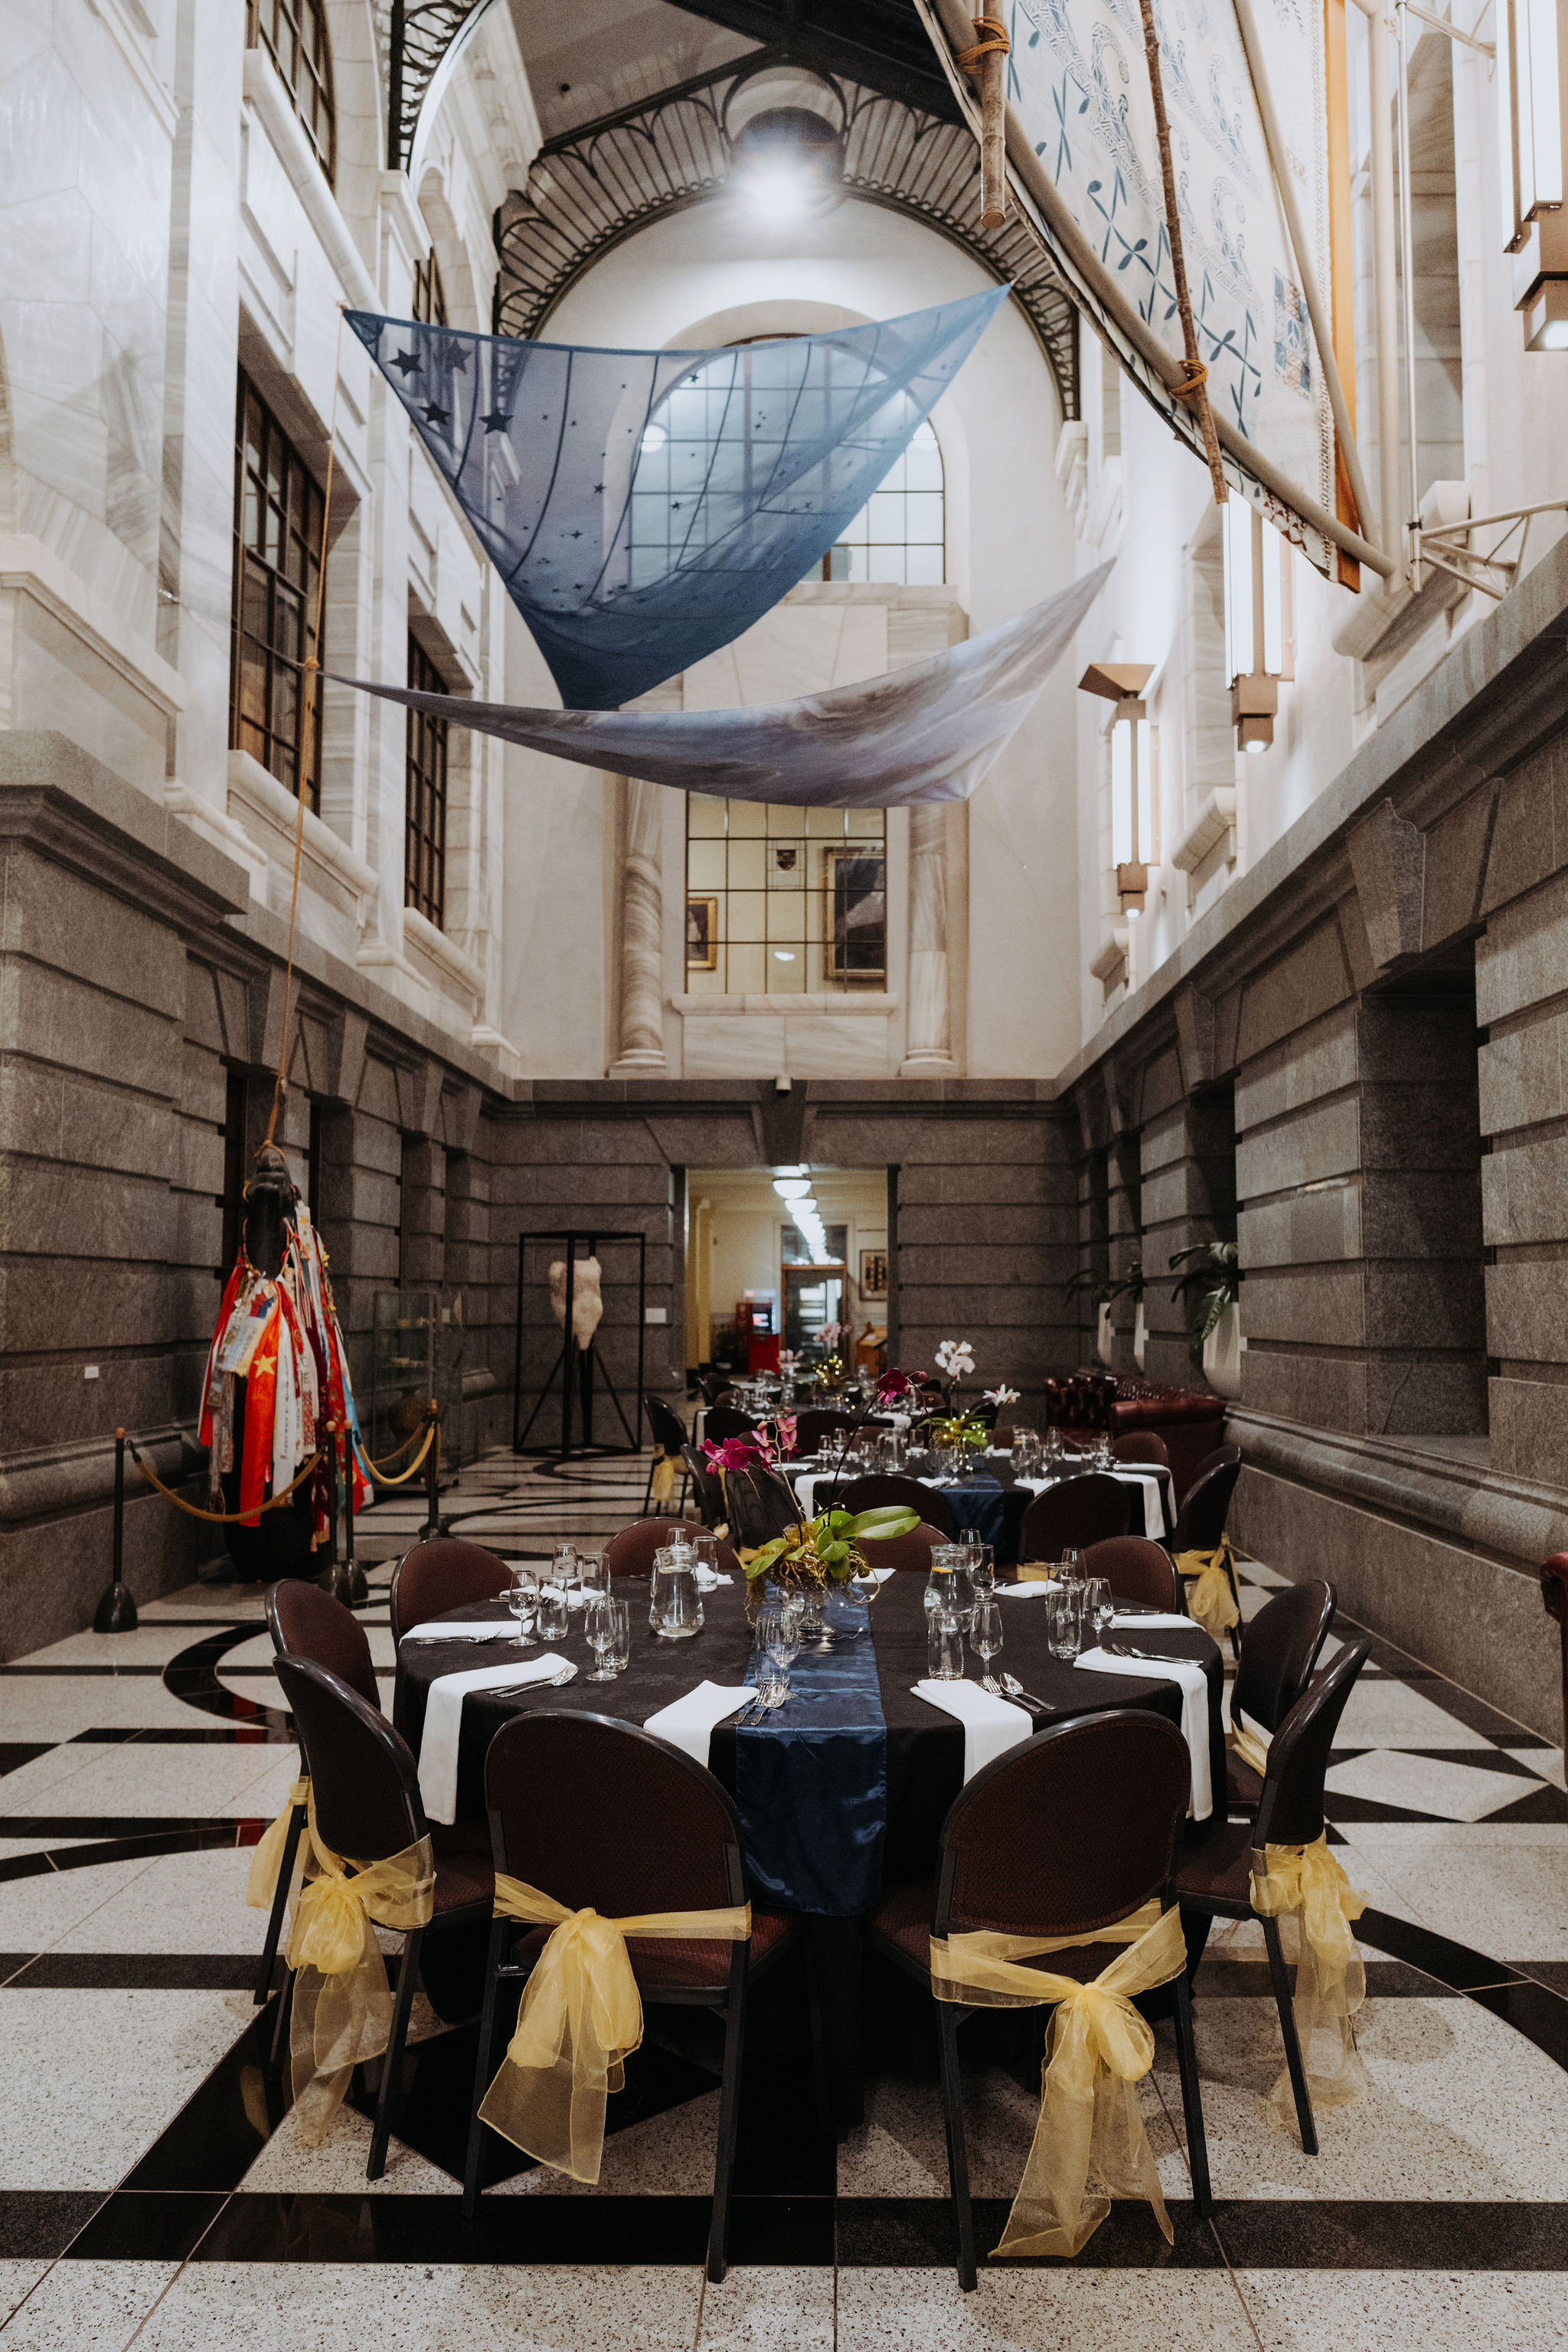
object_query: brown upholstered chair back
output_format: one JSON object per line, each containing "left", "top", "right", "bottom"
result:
{"left": 1253, "top": 1639, "right": 1369, "bottom": 1850}
{"left": 603, "top": 1519, "right": 742, "bottom": 1580}
{"left": 266, "top": 1580, "right": 381, "bottom": 1712}
{"left": 854, "top": 1519, "right": 949, "bottom": 1573}
{"left": 704, "top": 1406, "right": 759, "bottom": 1444}
{"left": 832, "top": 1474, "right": 956, "bottom": 1537}
{"left": 1019, "top": 1473, "right": 1132, "bottom": 1560}
{"left": 644, "top": 1394, "right": 688, "bottom": 1457}
{"left": 274, "top": 1657, "right": 424, "bottom": 1861}
{"left": 485, "top": 1711, "right": 744, "bottom": 1914}
{"left": 1187, "top": 1442, "right": 1241, "bottom": 1488}
{"left": 390, "top": 1538, "right": 511, "bottom": 1643}
{"left": 1112, "top": 1432, "right": 1171, "bottom": 1468}
{"left": 1170, "top": 1458, "right": 1242, "bottom": 1554}
{"left": 1078, "top": 1536, "right": 1179, "bottom": 1612}
{"left": 937, "top": 1709, "right": 1189, "bottom": 1938}
{"left": 1234, "top": 1580, "right": 1337, "bottom": 1736}
{"left": 792, "top": 1407, "right": 855, "bottom": 1452}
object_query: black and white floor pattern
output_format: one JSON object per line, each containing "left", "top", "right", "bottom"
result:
{"left": 1, "top": 1449, "right": 1566, "bottom": 2349}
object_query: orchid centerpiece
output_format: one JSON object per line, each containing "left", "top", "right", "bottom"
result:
{"left": 745, "top": 1504, "right": 920, "bottom": 1597}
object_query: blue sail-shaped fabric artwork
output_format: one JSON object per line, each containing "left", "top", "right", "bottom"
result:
{"left": 345, "top": 292, "right": 1006, "bottom": 710}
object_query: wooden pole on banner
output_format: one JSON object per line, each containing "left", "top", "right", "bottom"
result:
{"left": 956, "top": 14, "right": 1011, "bottom": 226}
{"left": 1138, "top": 0, "right": 1229, "bottom": 505}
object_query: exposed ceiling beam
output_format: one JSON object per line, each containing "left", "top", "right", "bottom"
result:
{"left": 667, "top": 0, "right": 962, "bottom": 120}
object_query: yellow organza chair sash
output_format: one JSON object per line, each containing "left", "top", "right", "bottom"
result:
{"left": 479, "top": 1874, "right": 751, "bottom": 2184}
{"left": 1251, "top": 1833, "right": 1368, "bottom": 2120}
{"left": 649, "top": 1455, "right": 678, "bottom": 1505}
{"left": 281, "top": 1792, "right": 435, "bottom": 2145}
{"left": 1226, "top": 1712, "right": 1271, "bottom": 1779}
{"left": 245, "top": 1777, "right": 315, "bottom": 1914}
{"left": 929, "top": 1900, "right": 1187, "bottom": 2258}
{"left": 1175, "top": 1538, "right": 1240, "bottom": 1642}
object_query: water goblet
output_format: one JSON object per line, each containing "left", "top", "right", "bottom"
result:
{"left": 1046, "top": 1589, "right": 1078, "bottom": 1661}
{"left": 603, "top": 1596, "right": 631, "bottom": 1675}
{"left": 507, "top": 1570, "right": 537, "bottom": 1648}
{"left": 585, "top": 1594, "right": 618, "bottom": 1681}
{"left": 577, "top": 1549, "right": 607, "bottom": 1601}
{"left": 971, "top": 1593, "right": 1004, "bottom": 1673}
{"left": 1086, "top": 1576, "right": 1114, "bottom": 1646}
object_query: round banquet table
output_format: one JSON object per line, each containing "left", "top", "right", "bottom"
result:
{"left": 394, "top": 1572, "right": 1223, "bottom": 2130}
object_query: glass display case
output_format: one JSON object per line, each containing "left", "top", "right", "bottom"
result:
{"left": 369, "top": 1289, "right": 467, "bottom": 1472}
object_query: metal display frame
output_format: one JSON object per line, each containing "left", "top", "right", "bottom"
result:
{"left": 512, "top": 1229, "right": 647, "bottom": 1458}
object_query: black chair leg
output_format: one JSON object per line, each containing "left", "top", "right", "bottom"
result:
{"left": 1263, "top": 1914, "right": 1318, "bottom": 2156}
{"left": 1226, "top": 1561, "right": 1243, "bottom": 1662}
{"left": 1171, "top": 1971, "right": 1213, "bottom": 2216}
{"left": 267, "top": 1960, "right": 295, "bottom": 2079}
{"left": 707, "top": 1953, "right": 750, "bottom": 2283}
{"left": 462, "top": 1921, "right": 510, "bottom": 2218}
{"left": 936, "top": 2001, "right": 978, "bottom": 2292}
{"left": 253, "top": 1802, "right": 305, "bottom": 2005}
{"left": 368, "top": 1926, "right": 423, "bottom": 2182}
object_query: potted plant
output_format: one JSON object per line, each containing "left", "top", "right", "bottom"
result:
{"left": 1169, "top": 1241, "right": 1242, "bottom": 1399}
{"left": 1062, "top": 1263, "right": 1145, "bottom": 1369}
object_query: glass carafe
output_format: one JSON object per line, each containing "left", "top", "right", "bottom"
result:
{"left": 648, "top": 1544, "right": 704, "bottom": 1639}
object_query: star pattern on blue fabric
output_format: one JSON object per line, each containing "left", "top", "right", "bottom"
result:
{"left": 392, "top": 348, "right": 420, "bottom": 376}
{"left": 423, "top": 401, "right": 449, "bottom": 426}
{"left": 482, "top": 410, "right": 512, "bottom": 433}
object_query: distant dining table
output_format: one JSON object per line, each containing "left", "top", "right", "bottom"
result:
{"left": 395, "top": 1569, "right": 1222, "bottom": 2130}
{"left": 786, "top": 1455, "right": 1174, "bottom": 1565}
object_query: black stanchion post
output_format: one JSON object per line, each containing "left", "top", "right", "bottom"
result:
{"left": 343, "top": 1420, "right": 368, "bottom": 1605}
{"left": 421, "top": 1398, "right": 444, "bottom": 1539}
{"left": 93, "top": 1428, "right": 139, "bottom": 1634}
{"left": 318, "top": 1421, "right": 358, "bottom": 1607}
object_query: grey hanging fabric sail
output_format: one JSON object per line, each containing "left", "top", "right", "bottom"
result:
{"left": 335, "top": 565, "right": 1109, "bottom": 809}
{"left": 345, "top": 292, "right": 1006, "bottom": 711}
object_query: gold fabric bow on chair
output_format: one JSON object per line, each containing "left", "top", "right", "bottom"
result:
{"left": 245, "top": 1776, "right": 315, "bottom": 1913}
{"left": 929, "top": 1901, "right": 1187, "bottom": 2256}
{"left": 1252, "top": 1834, "right": 1368, "bottom": 2120}
{"left": 1226, "top": 1711, "right": 1270, "bottom": 1779}
{"left": 479, "top": 1875, "right": 751, "bottom": 2184}
{"left": 649, "top": 1455, "right": 678, "bottom": 1506}
{"left": 1175, "top": 1538, "right": 1240, "bottom": 1642}
{"left": 283, "top": 1793, "right": 435, "bottom": 2145}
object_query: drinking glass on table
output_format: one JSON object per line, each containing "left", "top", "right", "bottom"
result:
{"left": 1085, "top": 1577, "right": 1114, "bottom": 1646}
{"left": 506, "top": 1570, "right": 537, "bottom": 1648}
{"left": 577, "top": 1549, "right": 607, "bottom": 1600}
{"left": 754, "top": 1654, "right": 790, "bottom": 1712}
{"left": 603, "top": 1596, "right": 631, "bottom": 1674}
{"left": 1058, "top": 1548, "right": 1081, "bottom": 1585}
{"left": 549, "top": 1542, "right": 577, "bottom": 1589}
{"left": 962, "top": 1540, "right": 994, "bottom": 1595}
{"left": 971, "top": 1593, "right": 1004, "bottom": 1674}
{"left": 536, "top": 1577, "right": 570, "bottom": 1642}
{"left": 585, "top": 1593, "right": 619, "bottom": 1681}
{"left": 926, "top": 1601, "right": 965, "bottom": 1681}
{"left": 1046, "top": 1588, "right": 1079, "bottom": 1661}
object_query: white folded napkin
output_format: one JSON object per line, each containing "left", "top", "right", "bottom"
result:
{"left": 998, "top": 1579, "right": 1057, "bottom": 1599}
{"left": 417, "top": 1656, "right": 574, "bottom": 1824}
{"left": 694, "top": 1568, "right": 733, "bottom": 1590}
{"left": 400, "top": 1619, "right": 518, "bottom": 1642}
{"left": 1110, "top": 1470, "right": 1168, "bottom": 1537}
{"left": 1108, "top": 1612, "right": 1193, "bottom": 1632}
{"left": 643, "top": 1681, "right": 753, "bottom": 1766}
{"left": 912, "top": 1679, "right": 1032, "bottom": 1781}
{"left": 1073, "top": 1648, "right": 1212, "bottom": 1819}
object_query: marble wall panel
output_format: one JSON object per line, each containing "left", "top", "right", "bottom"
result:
{"left": 1233, "top": 1003, "right": 1358, "bottom": 1132}
{"left": 1477, "top": 1009, "right": 1566, "bottom": 1134}
{"left": 1482, "top": 1129, "right": 1568, "bottom": 1244}
{"left": 1476, "top": 867, "right": 1568, "bottom": 1025}
{"left": 1234, "top": 1092, "right": 1361, "bottom": 1197}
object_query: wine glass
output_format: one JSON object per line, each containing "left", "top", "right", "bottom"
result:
{"left": 585, "top": 1593, "right": 617, "bottom": 1681}
{"left": 971, "top": 1593, "right": 1003, "bottom": 1675}
{"left": 1058, "top": 1547, "right": 1081, "bottom": 1586}
{"left": 506, "top": 1570, "right": 537, "bottom": 1649}
{"left": 1086, "top": 1576, "right": 1114, "bottom": 1648}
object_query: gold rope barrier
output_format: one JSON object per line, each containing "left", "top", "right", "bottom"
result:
{"left": 128, "top": 1435, "right": 322, "bottom": 1524}
{"left": 363, "top": 1418, "right": 437, "bottom": 1486}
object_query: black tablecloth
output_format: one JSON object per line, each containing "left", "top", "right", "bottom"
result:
{"left": 394, "top": 1574, "right": 1223, "bottom": 2129}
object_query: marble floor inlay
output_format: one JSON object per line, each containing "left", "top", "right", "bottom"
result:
{"left": 0, "top": 1444, "right": 1564, "bottom": 2350}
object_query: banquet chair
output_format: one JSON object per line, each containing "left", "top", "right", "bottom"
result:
{"left": 683, "top": 1443, "right": 725, "bottom": 1528}
{"left": 641, "top": 1393, "right": 691, "bottom": 1515}
{"left": 253, "top": 1582, "right": 384, "bottom": 2006}
{"left": 1172, "top": 1638, "right": 1369, "bottom": 2154}
{"left": 1165, "top": 1457, "right": 1244, "bottom": 1658}
{"left": 1188, "top": 1442, "right": 1242, "bottom": 1488}
{"left": 1018, "top": 1472, "right": 1132, "bottom": 1561}
{"left": 855, "top": 1519, "right": 951, "bottom": 1573}
{"left": 793, "top": 1406, "right": 855, "bottom": 1452}
{"left": 832, "top": 1472, "right": 956, "bottom": 1538}
{"left": 1112, "top": 1431, "right": 1171, "bottom": 1469}
{"left": 866, "top": 1707, "right": 1210, "bottom": 2290}
{"left": 604, "top": 1519, "right": 743, "bottom": 1579}
{"left": 462, "top": 1712, "right": 805, "bottom": 2278}
{"left": 1079, "top": 1535, "right": 1181, "bottom": 1613}
{"left": 1225, "top": 1580, "right": 1338, "bottom": 1816}
{"left": 704, "top": 1406, "right": 760, "bottom": 1444}
{"left": 389, "top": 1537, "right": 511, "bottom": 1644}
{"left": 270, "top": 1658, "right": 495, "bottom": 2177}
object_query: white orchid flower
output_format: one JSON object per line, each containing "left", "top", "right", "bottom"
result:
{"left": 985, "top": 1385, "right": 1020, "bottom": 1407}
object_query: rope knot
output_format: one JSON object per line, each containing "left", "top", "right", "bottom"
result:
{"left": 957, "top": 14, "right": 1010, "bottom": 66}
{"left": 1171, "top": 361, "right": 1209, "bottom": 405}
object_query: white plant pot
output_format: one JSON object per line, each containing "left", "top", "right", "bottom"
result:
{"left": 1203, "top": 1301, "right": 1243, "bottom": 1400}
{"left": 1133, "top": 1302, "right": 1147, "bottom": 1372}
{"left": 1096, "top": 1302, "right": 1115, "bottom": 1367}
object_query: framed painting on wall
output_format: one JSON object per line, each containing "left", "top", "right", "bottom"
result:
{"left": 859, "top": 1249, "right": 887, "bottom": 1298}
{"left": 686, "top": 894, "right": 718, "bottom": 972}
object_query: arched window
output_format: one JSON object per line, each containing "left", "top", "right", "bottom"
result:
{"left": 825, "top": 420, "right": 945, "bottom": 585}
{"left": 247, "top": 0, "right": 335, "bottom": 183}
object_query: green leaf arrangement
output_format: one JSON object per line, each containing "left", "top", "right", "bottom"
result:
{"left": 744, "top": 1505, "right": 920, "bottom": 1590}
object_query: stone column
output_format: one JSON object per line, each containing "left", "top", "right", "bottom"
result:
{"left": 901, "top": 804, "right": 955, "bottom": 1073}
{"left": 611, "top": 776, "right": 667, "bottom": 1072}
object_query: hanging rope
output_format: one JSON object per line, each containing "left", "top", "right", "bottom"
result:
{"left": 1137, "top": 0, "right": 1228, "bottom": 506}
{"left": 263, "top": 308, "right": 346, "bottom": 1150}
{"left": 128, "top": 1436, "right": 323, "bottom": 1524}
{"left": 361, "top": 1416, "right": 432, "bottom": 1476}
{"left": 364, "top": 1419, "right": 439, "bottom": 1487}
